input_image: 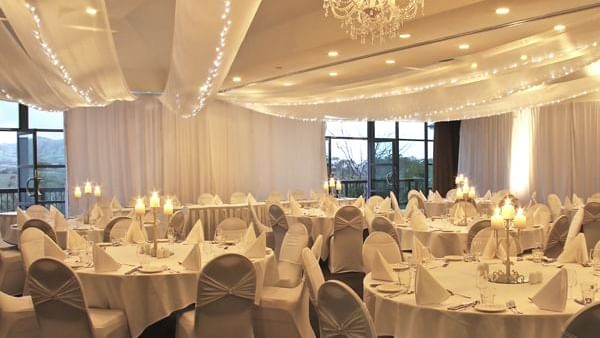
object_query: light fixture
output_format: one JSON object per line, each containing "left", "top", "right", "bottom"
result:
{"left": 459, "top": 43, "right": 470, "bottom": 50}
{"left": 553, "top": 24, "right": 566, "bottom": 32}
{"left": 399, "top": 33, "right": 411, "bottom": 39}
{"left": 85, "top": 6, "right": 98, "bottom": 16}
{"left": 323, "top": 0, "right": 425, "bottom": 43}
{"left": 495, "top": 7, "right": 510, "bottom": 15}
{"left": 471, "top": 62, "right": 478, "bottom": 69}
{"left": 327, "top": 50, "right": 339, "bottom": 57}
{"left": 520, "top": 54, "right": 528, "bottom": 61}
{"left": 232, "top": 76, "right": 242, "bottom": 82}
{"left": 585, "top": 60, "right": 600, "bottom": 76}
{"left": 283, "top": 82, "right": 293, "bottom": 86}
{"left": 385, "top": 59, "right": 396, "bottom": 65}
{"left": 328, "top": 71, "right": 338, "bottom": 77}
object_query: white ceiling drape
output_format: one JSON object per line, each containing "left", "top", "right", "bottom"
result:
{"left": 0, "top": 0, "right": 134, "bottom": 107}
{"left": 159, "top": 0, "right": 262, "bottom": 118}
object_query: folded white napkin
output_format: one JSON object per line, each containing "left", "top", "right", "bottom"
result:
{"left": 379, "top": 197, "right": 392, "bottom": 212}
{"left": 533, "top": 207, "right": 551, "bottom": 227}
{"left": 418, "top": 190, "right": 427, "bottom": 202}
{"left": 481, "top": 234, "right": 507, "bottom": 260}
{"left": 67, "top": 228, "right": 87, "bottom": 250}
{"left": 290, "top": 196, "right": 303, "bottom": 216}
{"left": 564, "top": 196, "right": 572, "bottom": 210}
{"left": 54, "top": 209, "right": 69, "bottom": 231}
{"left": 483, "top": 190, "right": 492, "bottom": 200}
{"left": 89, "top": 204, "right": 103, "bottom": 225}
{"left": 558, "top": 233, "right": 589, "bottom": 265}
{"left": 248, "top": 193, "right": 257, "bottom": 203}
{"left": 412, "top": 237, "right": 433, "bottom": 263}
{"left": 213, "top": 195, "right": 223, "bottom": 205}
{"left": 182, "top": 244, "right": 202, "bottom": 271}
{"left": 433, "top": 191, "right": 444, "bottom": 203}
{"left": 353, "top": 195, "right": 365, "bottom": 208}
{"left": 243, "top": 224, "right": 256, "bottom": 245}
{"left": 410, "top": 209, "right": 428, "bottom": 230}
{"left": 393, "top": 210, "right": 405, "bottom": 223}
{"left": 184, "top": 219, "right": 204, "bottom": 244}
{"left": 126, "top": 219, "right": 147, "bottom": 244}
{"left": 244, "top": 231, "right": 266, "bottom": 259}
{"left": 371, "top": 250, "right": 395, "bottom": 282}
{"left": 16, "top": 207, "right": 29, "bottom": 227}
{"left": 566, "top": 208, "right": 584, "bottom": 245}
{"left": 572, "top": 194, "right": 583, "bottom": 207}
{"left": 405, "top": 198, "right": 418, "bottom": 218}
{"left": 49, "top": 205, "right": 61, "bottom": 221}
{"left": 415, "top": 264, "right": 450, "bottom": 305}
{"left": 44, "top": 236, "right": 67, "bottom": 261}
{"left": 428, "top": 190, "right": 435, "bottom": 201}
{"left": 111, "top": 197, "right": 122, "bottom": 209}
{"left": 93, "top": 245, "right": 121, "bottom": 273}
{"left": 531, "top": 268, "right": 567, "bottom": 312}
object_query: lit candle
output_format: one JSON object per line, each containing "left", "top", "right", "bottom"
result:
{"left": 134, "top": 198, "right": 146, "bottom": 216}
{"left": 456, "top": 187, "right": 464, "bottom": 199}
{"left": 74, "top": 186, "right": 82, "bottom": 199}
{"left": 491, "top": 208, "right": 504, "bottom": 229}
{"left": 84, "top": 181, "right": 92, "bottom": 195}
{"left": 329, "top": 177, "right": 335, "bottom": 188}
{"left": 455, "top": 175, "right": 460, "bottom": 185}
{"left": 501, "top": 198, "right": 515, "bottom": 220}
{"left": 514, "top": 207, "right": 526, "bottom": 228}
{"left": 463, "top": 177, "right": 469, "bottom": 187}
{"left": 149, "top": 191, "right": 160, "bottom": 208}
{"left": 163, "top": 198, "right": 174, "bottom": 216}
{"left": 468, "top": 186, "right": 476, "bottom": 199}
{"left": 93, "top": 185, "right": 101, "bottom": 197}
{"left": 335, "top": 180, "right": 342, "bottom": 191}
{"left": 323, "top": 181, "right": 328, "bottom": 192}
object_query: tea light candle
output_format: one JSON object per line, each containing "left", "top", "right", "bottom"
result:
{"left": 134, "top": 198, "right": 146, "bottom": 216}
{"left": 456, "top": 187, "right": 464, "bottom": 199}
{"left": 84, "top": 181, "right": 92, "bottom": 195}
{"left": 514, "top": 207, "right": 526, "bottom": 228}
{"left": 468, "top": 186, "right": 476, "bottom": 199}
{"left": 501, "top": 198, "right": 515, "bottom": 220}
{"left": 149, "top": 191, "right": 160, "bottom": 208}
{"left": 93, "top": 185, "right": 101, "bottom": 197}
{"left": 163, "top": 198, "right": 174, "bottom": 216}
{"left": 335, "top": 180, "right": 342, "bottom": 191}
{"left": 329, "top": 177, "right": 335, "bottom": 188}
{"left": 491, "top": 208, "right": 504, "bottom": 229}
{"left": 74, "top": 186, "right": 82, "bottom": 198}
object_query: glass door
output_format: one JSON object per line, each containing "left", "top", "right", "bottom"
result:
{"left": 17, "top": 131, "right": 38, "bottom": 208}
{"left": 369, "top": 140, "right": 398, "bottom": 197}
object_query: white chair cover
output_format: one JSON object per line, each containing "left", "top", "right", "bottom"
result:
{"left": 20, "top": 228, "right": 66, "bottom": 274}
{"left": 278, "top": 223, "right": 308, "bottom": 288}
{"left": 290, "top": 191, "right": 305, "bottom": 201}
{"left": 266, "top": 192, "right": 283, "bottom": 203}
{"left": 365, "top": 196, "right": 384, "bottom": 211}
{"left": 22, "top": 219, "right": 57, "bottom": 243}
{"left": 301, "top": 247, "right": 324, "bottom": 306}
{"left": 316, "top": 280, "right": 376, "bottom": 338}
{"left": 581, "top": 202, "right": 600, "bottom": 250}
{"left": 370, "top": 216, "right": 402, "bottom": 255}
{"left": 197, "top": 193, "right": 215, "bottom": 206}
{"left": 364, "top": 207, "right": 375, "bottom": 231}
{"left": 446, "top": 189, "right": 457, "bottom": 202}
{"left": 0, "top": 291, "right": 39, "bottom": 338}
{"left": 27, "top": 257, "right": 129, "bottom": 338}
{"left": 328, "top": 206, "right": 364, "bottom": 273}
{"left": 169, "top": 210, "right": 187, "bottom": 241}
{"left": 176, "top": 254, "right": 256, "bottom": 338}
{"left": 544, "top": 215, "right": 570, "bottom": 258}
{"left": 230, "top": 192, "right": 248, "bottom": 204}
{"left": 362, "top": 232, "right": 402, "bottom": 273}
{"left": 560, "top": 301, "right": 600, "bottom": 338}
{"left": 466, "top": 219, "right": 490, "bottom": 251}
{"left": 310, "top": 235, "right": 323, "bottom": 262}
{"left": 547, "top": 193, "right": 562, "bottom": 221}
{"left": 104, "top": 217, "right": 133, "bottom": 242}
{"left": 268, "top": 204, "right": 288, "bottom": 258}
{"left": 216, "top": 217, "right": 247, "bottom": 242}
{"left": 0, "top": 248, "right": 25, "bottom": 296}
{"left": 25, "top": 205, "right": 49, "bottom": 220}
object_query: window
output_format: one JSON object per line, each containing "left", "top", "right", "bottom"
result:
{"left": 0, "top": 100, "right": 66, "bottom": 212}
{"left": 325, "top": 122, "right": 368, "bottom": 197}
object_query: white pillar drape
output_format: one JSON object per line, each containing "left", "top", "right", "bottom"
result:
{"left": 66, "top": 96, "right": 325, "bottom": 213}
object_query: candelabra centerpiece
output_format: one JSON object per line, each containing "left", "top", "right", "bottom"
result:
{"left": 454, "top": 174, "right": 476, "bottom": 226}
{"left": 489, "top": 197, "right": 528, "bottom": 284}
{"left": 323, "top": 176, "right": 342, "bottom": 197}
{"left": 74, "top": 181, "right": 101, "bottom": 224}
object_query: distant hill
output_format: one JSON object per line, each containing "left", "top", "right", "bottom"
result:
{"left": 0, "top": 136, "right": 64, "bottom": 166}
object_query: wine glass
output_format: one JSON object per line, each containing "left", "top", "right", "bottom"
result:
{"left": 567, "top": 269, "right": 578, "bottom": 299}
{"left": 215, "top": 228, "right": 223, "bottom": 244}
{"left": 137, "top": 244, "right": 149, "bottom": 267}
{"left": 167, "top": 227, "right": 175, "bottom": 250}
{"left": 471, "top": 238, "right": 486, "bottom": 262}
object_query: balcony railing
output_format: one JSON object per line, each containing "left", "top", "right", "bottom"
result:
{"left": 339, "top": 178, "right": 430, "bottom": 205}
{"left": 0, "top": 188, "right": 65, "bottom": 213}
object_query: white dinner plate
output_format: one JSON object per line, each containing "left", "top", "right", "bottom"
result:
{"left": 444, "top": 255, "right": 463, "bottom": 261}
{"left": 474, "top": 304, "right": 506, "bottom": 313}
{"left": 390, "top": 263, "right": 410, "bottom": 271}
{"left": 139, "top": 265, "right": 166, "bottom": 273}
{"left": 376, "top": 284, "right": 403, "bottom": 293}
{"left": 68, "top": 262, "right": 87, "bottom": 269}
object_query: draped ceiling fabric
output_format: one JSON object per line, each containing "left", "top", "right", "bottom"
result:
{"left": 159, "top": 0, "right": 262, "bottom": 117}
{"left": 0, "top": 0, "right": 134, "bottom": 108}
{"left": 65, "top": 96, "right": 325, "bottom": 213}
{"left": 221, "top": 14, "right": 600, "bottom": 122}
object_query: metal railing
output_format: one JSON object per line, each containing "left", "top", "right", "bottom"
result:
{"left": 0, "top": 188, "right": 65, "bottom": 213}
{"left": 339, "top": 178, "right": 430, "bottom": 205}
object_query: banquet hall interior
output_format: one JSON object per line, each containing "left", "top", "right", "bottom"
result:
{"left": 2, "top": 0, "right": 600, "bottom": 337}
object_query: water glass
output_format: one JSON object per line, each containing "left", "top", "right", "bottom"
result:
{"left": 137, "top": 244, "right": 149, "bottom": 267}
{"left": 480, "top": 285, "right": 496, "bottom": 305}
{"left": 590, "top": 249, "right": 600, "bottom": 274}
{"left": 167, "top": 227, "right": 175, "bottom": 250}
{"left": 531, "top": 248, "right": 544, "bottom": 263}
{"left": 567, "top": 269, "right": 578, "bottom": 299}
{"left": 580, "top": 281, "right": 598, "bottom": 304}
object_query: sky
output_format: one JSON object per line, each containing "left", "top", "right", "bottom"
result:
{"left": 0, "top": 100, "right": 64, "bottom": 144}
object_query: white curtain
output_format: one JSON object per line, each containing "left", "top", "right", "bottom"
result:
{"left": 458, "top": 113, "right": 512, "bottom": 194}
{"left": 65, "top": 96, "right": 325, "bottom": 212}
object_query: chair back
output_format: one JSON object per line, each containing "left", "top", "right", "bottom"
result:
{"left": 466, "top": 219, "right": 491, "bottom": 252}
{"left": 389, "top": 191, "right": 401, "bottom": 211}
{"left": 544, "top": 215, "right": 570, "bottom": 258}
{"left": 216, "top": 217, "right": 247, "bottom": 242}
{"left": 547, "top": 193, "right": 562, "bottom": 220}
{"left": 582, "top": 202, "right": 600, "bottom": 250}
{"left": 301, "top": 247, "right": 324, "bottom": 306}
{"left": 27, "top": 257, "right": 94, "bottom": 338}
{"left": 370, "top": 216, "right": 403, "bottom": 259}
{"left": 248, "top": 201, "right": 264, "bottom": 236}
{"left": 310, "top": 235, "right": 324, "bottom": 262}
{"left": 409, "top": 195, "right": 425, "bottom": 212}
{"left": 169, "top": 210, "right": 187, "bottom": 240}
{"left": 20, "top": 228, "right": 66, "bottom": 274}
{"left": 330, "top": 206, "right": 364, "bottom": 273}
{"left": 103, "top": 216, "right": 132, "bottom": 242}
{"left": 525, "top": 204, "right": 551, "bottom": 227}
{"left": 198, "top": 193, "right": 215, "bottom": 206}
{"left": 362, "top": 232, "right": 402, "bottom": 273}
{"left": 22, "top": 219, "right": 57, "bottom": 243}
{"left": 316, "top": 280, "right": 377, "bottom": 338}
{"left": 365, "top": 196, "right": 384, "bottom": 211}
{"left": 268, "top": 204, "right": 288, "bottom": 258}
{"left": 26, "top": 205, "right": 49, "bottom": 220}
{"left": 560, "top": 302, "right": 600, "bottom": 338}
{"left": 290, "top": 191, "right": 305, "bottom": 201}
{"left": 194, "top": 253, "right": 256, "bottom": 338}
{"left": 279, "top": 223, "right": 309, "bottom": 287}
{"left": 230, "top": 192, "right": 248, "bottom": 204}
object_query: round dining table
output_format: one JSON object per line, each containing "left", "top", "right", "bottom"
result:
{"left": 364, "top": 260, "right": 594, "bottom": 338}
{"left": 71, "top": 242, "right": 278, "bottom": 338}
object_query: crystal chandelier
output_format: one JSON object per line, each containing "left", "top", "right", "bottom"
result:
{"left": 323, "top": 0, "right": 424, "bottom": 43}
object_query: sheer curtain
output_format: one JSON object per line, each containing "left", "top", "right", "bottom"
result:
{"left": 65, "top": 96, "right": 325, "bottom": 212}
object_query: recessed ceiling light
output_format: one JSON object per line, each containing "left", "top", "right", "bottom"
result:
{"left": 554, "top": 24, "right": 566, "bottom": 32}
{"left": 327, "top": 50, "right": 339, "bottom": 57}
{"left": 328, "top": 71, "right": 338, "bottom": 77}
{"left": 471, "top": 62, "right": 478, "bottom": 69}
{"left": 232, "top": 76, "right": 242, "bottom": 82}
{"left": 85, "top": 6, "right": 98, "bottom": 16}
{"left": 399, "top": 33, "right": 411, "bottom": 39}
{"left": 495, "top": 7, "right": 510, "bottom": 15}
{"left": 283, "top": 82, "right": 293, "bottom": 86}
{"left": 520, "top": 54, "right": 528, "bottom": 61}
{"left": 385, "top": 59, "right": 396, "bottom": 65}
{"left": 458, "top": 43, "right": 470, "bottom": 50}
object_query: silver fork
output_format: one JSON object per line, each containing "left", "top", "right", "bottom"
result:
{"left": 506, "top": 299, "right": 522, "bottom": 314}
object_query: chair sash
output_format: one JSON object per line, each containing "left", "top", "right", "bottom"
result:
{"left": 334, "top": 214, "right": 363, "bottom": 231}
{"left": 545, "top": 217, "right": 569, "bottom": 258}
{"left": 318, "top": 307, "right": 370, "bottom": 338}
{"left": 269, "top": 205, "right": 287, "bottom": 229}
{"left": 28, "top": 275, "right": 86, "bottom": 311}
{"left": 196, "top": 270, "right": 256, "bottom": 308}
{"left": 582, "top": 209, "right": 600, "bottom": 224}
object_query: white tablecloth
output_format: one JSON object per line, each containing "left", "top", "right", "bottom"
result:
{"left": 75, "top": 242, "right": 277, "bottom": 337}
{"left": 396, "top": 219, "right": 545, "bottom": 257}
{"left": 364, "top": 261, "right": 591, "bottom": 338}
